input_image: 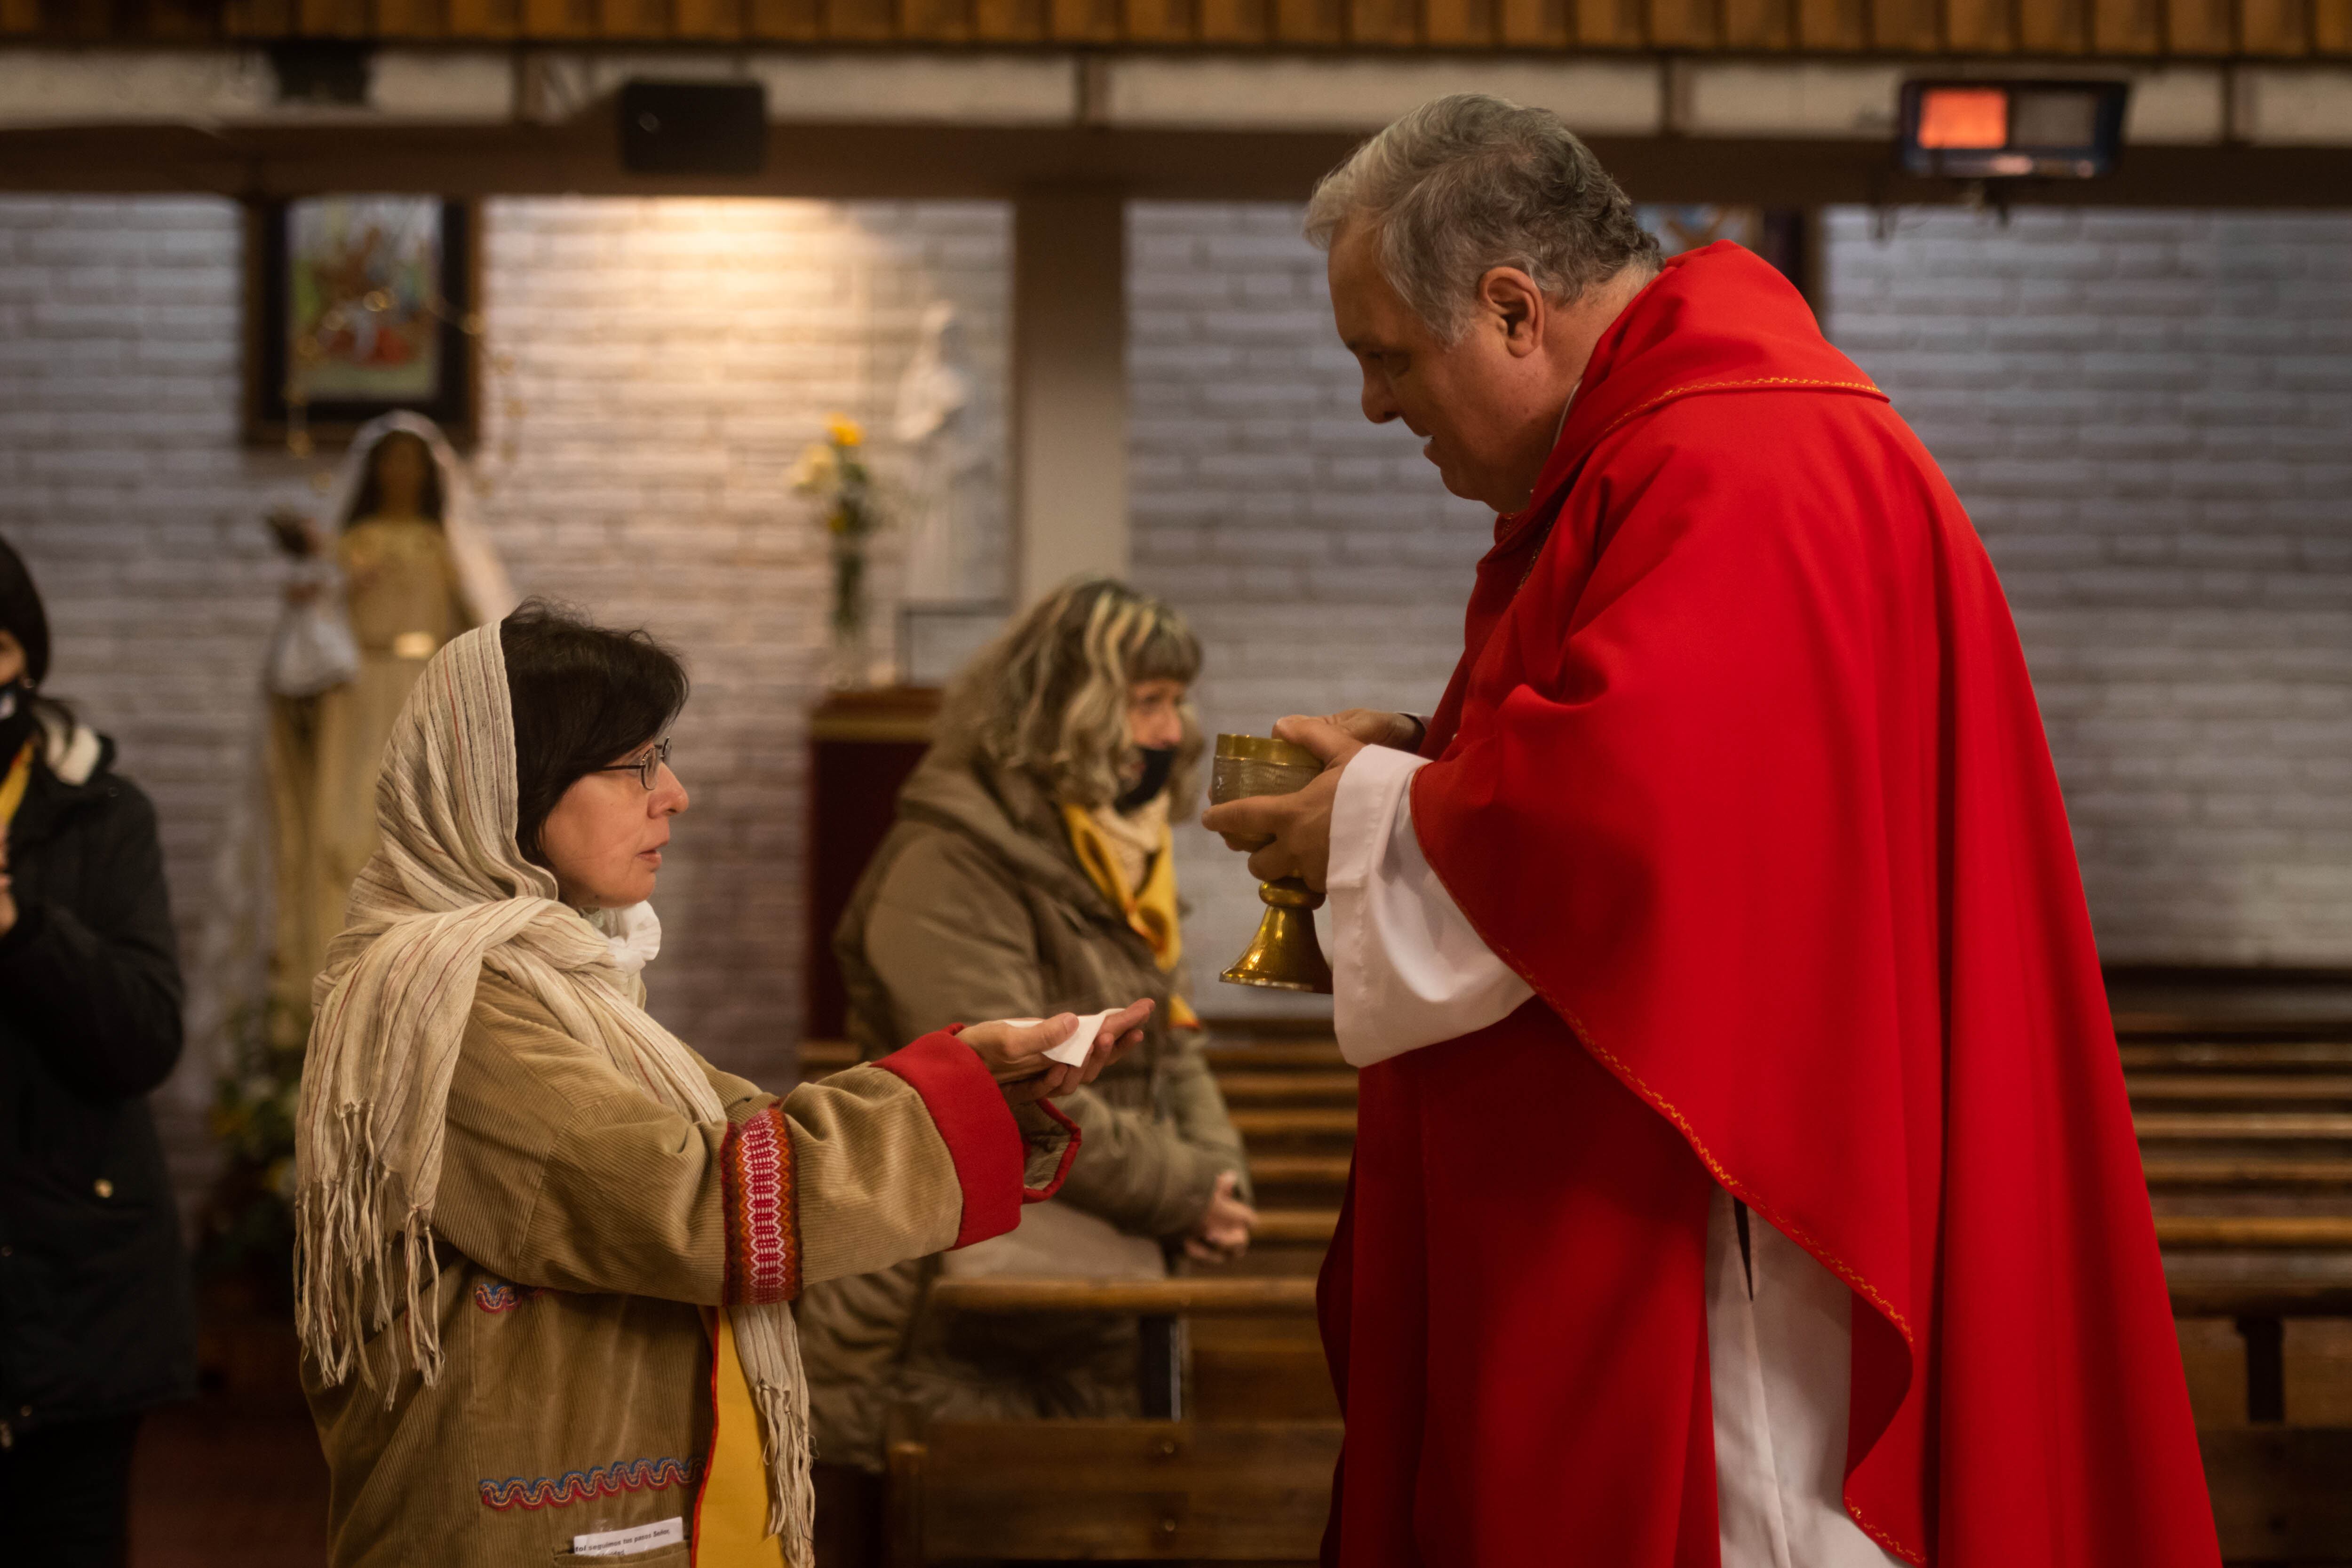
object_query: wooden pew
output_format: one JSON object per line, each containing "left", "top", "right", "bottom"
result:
{"left": 885, "top": 1409, "right": 1342, "bottom": 1567}
{"left": 811, "top": 1018, "right": 2352, "bottom": 1563}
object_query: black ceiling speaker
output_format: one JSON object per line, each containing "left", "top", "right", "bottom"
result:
{"left": 619, "top": 80, "right": 769, "bottom": 177}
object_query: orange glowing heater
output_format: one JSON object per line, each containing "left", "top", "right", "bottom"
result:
{"left": 1899, "top": 80, "right": 2128, "bottom": 180}
{"left": 1916, "top": 87, "right": 2009, "bottom": 150}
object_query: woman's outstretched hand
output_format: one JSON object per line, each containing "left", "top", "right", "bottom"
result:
{"left": 962, "top": 999, "right": 1154, "bottom": 1104}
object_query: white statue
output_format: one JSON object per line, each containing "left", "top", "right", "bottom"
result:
{"left": 264, "top": 413, "right": 514, "bottom": 1018}
{"left": 892, "top": 301, "right": 983, "bottom": 604}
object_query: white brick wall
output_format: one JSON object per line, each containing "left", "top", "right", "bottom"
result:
{"left": 3, "top": 192, "right": 2344, "bottom": 1205}
{"left": 0, "top": 195, "right": 1011, "bottom": 1202}
{"left": 1129, "top": 202, "right": 1493, "bottom": 1015}
{"left": 1132, "top": 201, "right": 2352, "bottom": 992}
{"left": 1825, "top": 207, "right": 2352, "bottom": 963}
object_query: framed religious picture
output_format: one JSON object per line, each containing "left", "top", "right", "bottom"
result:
{"left": 243, "top": 194, "right": 479, "bottom": 451}
{"left": 1636, "top": 205, "right": 1817, "bottom": 310}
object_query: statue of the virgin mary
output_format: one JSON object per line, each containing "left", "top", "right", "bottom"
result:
{"left": 264, "top": 413, "right": 513, "bottom": 1019}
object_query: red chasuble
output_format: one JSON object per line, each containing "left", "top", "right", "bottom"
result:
{"left": 1317, "top": 243, "right": 2217, "bottom": 1568}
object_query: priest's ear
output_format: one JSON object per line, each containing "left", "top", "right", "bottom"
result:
{"left": 1477, "top": 266, "right": 1547, "bottom": 358}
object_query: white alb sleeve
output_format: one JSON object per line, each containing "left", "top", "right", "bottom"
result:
{"left": 1325, "top": 745, "right": 1535, "bottom": 1069}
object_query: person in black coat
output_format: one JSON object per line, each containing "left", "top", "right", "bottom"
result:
{"left": 0, "top": 534, "right": 193, "bottom": 1567}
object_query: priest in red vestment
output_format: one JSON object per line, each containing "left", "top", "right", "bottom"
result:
{"left": 1203, "top": 94, "right": 2219, "bottom": 1568}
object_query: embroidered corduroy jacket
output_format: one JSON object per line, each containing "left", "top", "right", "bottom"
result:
{"left": 304, "top": 970, "right": 1072, "bottom": 1568}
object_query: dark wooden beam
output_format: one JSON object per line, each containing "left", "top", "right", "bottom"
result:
{"left": 0, "top": 117, "right": 2346, "bottom": 206}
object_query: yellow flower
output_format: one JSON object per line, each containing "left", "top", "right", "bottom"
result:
{"left": 790, "top": 443, "right": 839, "bottom": 493}
{"left": 825, "top": 414, "right": 865, "bottom": 448}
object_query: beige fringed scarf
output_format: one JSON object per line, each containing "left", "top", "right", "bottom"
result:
{"left": 293, "top": 623, "right": 814, "bottom": 1558}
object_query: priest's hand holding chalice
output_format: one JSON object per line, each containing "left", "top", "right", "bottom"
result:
{"left": 1201, "top": 709, "right": 1416, "bottom": 993}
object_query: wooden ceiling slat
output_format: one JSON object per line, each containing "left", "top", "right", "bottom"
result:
{"left": 1424, "top": 0, "right": 1499, "bottom": 40}
{"left": 1198, "top": 0, "right": 1271, "bottom": 36}
{"left": 1871, "top": 0, "right": 1941, "bottom": 47}
{"left": 1574, "top": 0, "right": 1645, "bottom": 47}
{"left": 898, "top": 0, "right": 963, "bottom": 38}
{"left": 2239, "top": 0, "right": 2312, "bottom": 49}
{"left": 140, "top": 0, "right": 222, "bottom": 38}
{"left": 447, "top": 0, "right": 524, "bottom": 37}
{"left": 1721, "top": 0, "right": 1795, "bottom": 48}
{"left": 1273, "top": 0, "right": 1346, "bottom": 42}
{"left": 2092, "top": 0, "right": 2163, "bottom": 48}
{"left": 1048, "top": 0, "right": 1120, "bottom": 40}
{"left": 223, "top": 0, "right": 295, "bottom": 37}
{"left": 598, "top": 0, "right": 673, "bottom": 34}
{"left": 2017, "top": 0, "right": 2090, "bottom": 48}
{"left": 1497, "top": 0, "right": 1571, "bottom": 42}
{"left": 298, "top": 0, "right": 371, "bottom": 34}
{"left": 374, "top": 0, "right": 452, "bottom": 36}
{"left": 747, "top": 0, "right": 822, "bottom": 35}
{"left": 1126, "top": 0, "right": 1200, "bottom": 40}
{"left": 1944, "top": 0, "right": 2015, "bottom": 45}
{"left": 13, "top": 0, "right": 2352, "bottom": 52}
{"left": 969, "top": 0, "right": 1046, "bottom": 35}
{"left": 2166, "top": 0, "right": 2232, "bottom": 46}
{"left": 1796, "top": 0, "right": 1869, "bottom": 47}
{"left": 1351, "top": 0, "right": 1422, "bottom": 42}
{"left": 2317, "top": 0, "right": 2349, "bottom": 51}
{"left": 521, "top": 0, "right": 596, "bottom": 36}
{"left": 1652, "top": 0, "right": 1723, "bottom": 45}
{"left": 825, "top": 0, "right": 896, "bottom": 36}
{"left": 673, "top": 0, "right": 747, "bottom": 33}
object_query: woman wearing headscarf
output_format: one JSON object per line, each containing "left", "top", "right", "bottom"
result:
{"left": 266, "top": 411, "right": 514, "bottom": 1021}
{"left": 297, "top": 602, "right": 1145, "bottom": 1568}
{"left": 0, "top": 533, "right": 193, "bottom": 1566}
{"left": 800, "top": 579, "right": 1254, "bottom": 1471}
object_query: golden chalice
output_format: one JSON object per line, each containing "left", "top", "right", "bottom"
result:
{"left": 1208, "top": 733, "right": 1333, "bottom": 994}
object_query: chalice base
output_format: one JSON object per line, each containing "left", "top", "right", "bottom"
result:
{"left": 1219, "top": 876, "right": 1334, "bottom": 995}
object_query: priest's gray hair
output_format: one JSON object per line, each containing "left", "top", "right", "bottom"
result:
{"left": 944, "top": 578, "right": 1204, "bottom": 812}
{"left": 1304, "top": 93, "right": 1661, "bottom": 343}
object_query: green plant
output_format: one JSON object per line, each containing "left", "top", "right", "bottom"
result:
{"left": 199, "top": 996, "right": 309, "bottom": 1296}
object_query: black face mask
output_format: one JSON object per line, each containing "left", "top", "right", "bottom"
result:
{"left": 0, "top": 678, "right": 35, "bottom": 764}
{"left": 1114, "top": 746, "right": 1178, "bottom": 815}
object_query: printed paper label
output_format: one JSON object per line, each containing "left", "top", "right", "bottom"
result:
{"left": 573, "top": 1516, "right": 684, "bottom": 1558}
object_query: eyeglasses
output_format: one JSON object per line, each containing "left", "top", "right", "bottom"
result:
{"left": 596, "top": 737, "right": 672, "bottom": 792}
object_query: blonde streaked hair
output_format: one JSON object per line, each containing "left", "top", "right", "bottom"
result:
{"left": 946, "top": 578, "right": 1204, "bottom": 811}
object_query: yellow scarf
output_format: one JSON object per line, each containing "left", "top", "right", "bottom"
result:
{"left": 0, "top": 739, "right": 33, "bottom": 831}
{"left": 697, "top": 1308, "right": 786, "bottom": 1565}
{"left": 1062, "top": 803, "right": 1200, "bottom": 1030}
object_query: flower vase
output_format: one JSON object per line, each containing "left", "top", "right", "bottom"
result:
{"left": 828, "top": 536, "right": 871, "bottom": 690}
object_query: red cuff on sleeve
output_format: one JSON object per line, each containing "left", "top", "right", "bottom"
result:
{"left": 721, "top": 1103, "right": 802, "bottom": 1305}
{"left": 874, "top": 1028, "right": 1023, "bottom": 1250}
{"left": 1023, "top": 1098, "right": 1082, "bottom": 1204}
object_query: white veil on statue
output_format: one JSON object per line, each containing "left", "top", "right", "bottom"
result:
{"left": 327, "top": 412, "right": 515, "bottom": 625}
{"left": 267, "top": 413, "right": 515, "bottom": 700}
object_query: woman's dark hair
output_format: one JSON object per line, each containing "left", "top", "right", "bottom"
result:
{"left": 347, "top": 430, "right": 445, "bottom": 528}
{"left": 0, "top": 530, "right": 52, "bottom": 686}
{"left": 0, "top": 530, "right": 74, "bottom": 743}
{"left": 500, "top": 600, "right": 689, "bottom": 866}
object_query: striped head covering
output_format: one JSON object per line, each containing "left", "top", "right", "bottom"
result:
{"left": 293, "top": 622, "right": 814, "bottom": 1556}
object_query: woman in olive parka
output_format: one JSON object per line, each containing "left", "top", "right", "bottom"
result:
{"left": 802, "top": 579, "right": 1256, "bottom": 1466}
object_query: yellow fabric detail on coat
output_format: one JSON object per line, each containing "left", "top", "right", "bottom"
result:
{"left": 1061, "top": 804, "right": 1200, "bottom": 1030}
{"left": 699, "top": 1306, "right": 787, "bottom": 1566}
{"left": 0, "top": 739, "right": 32, "bottom": 830}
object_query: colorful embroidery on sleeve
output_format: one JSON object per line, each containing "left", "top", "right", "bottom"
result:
{"left": 721, "top": 1102, "right": 801, "bottom": 1306}
{"left": 477, "top": 1455, "right": 702, "bottom": 1511}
